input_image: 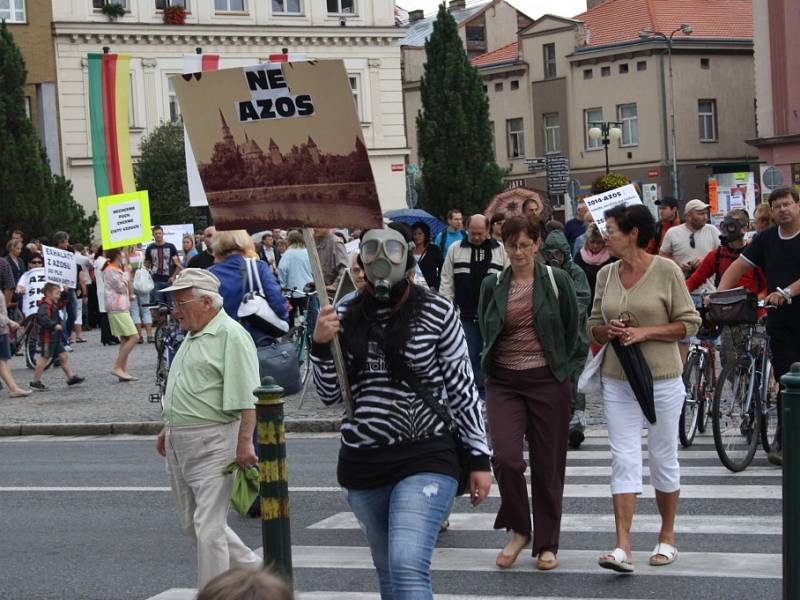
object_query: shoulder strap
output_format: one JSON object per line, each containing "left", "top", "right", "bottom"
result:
{"left": 546, "top": 265, "right": 559, "bottom": 300}
{"left": 600, "top": 263, "right": 614, "bottom": 325}
{"left": 400, "top": 364, "right": 457, "bottom": 433}
{"left": 713, "top": 248, "right": 723, "bottom": 288}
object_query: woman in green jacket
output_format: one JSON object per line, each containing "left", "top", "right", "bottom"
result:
{"left": 478, "top": 214, "right": 581, "bottom": 571}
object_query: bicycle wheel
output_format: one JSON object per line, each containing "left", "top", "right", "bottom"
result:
{"left": 298, "top": 328, "right": 312, "bottom": 385}
{"left": 679, "top": 352, "right": 701, "bottom": 447}
{"left": 712, "top": 362, "right": 759, "bottom": 472}
{"left": 760, "top": 358, "right": 780, "bottom": 454}
{"left": 154, "top": 323, "right": 166, "bottom": 354}
{"left": 154, "top": 348, "right": 170, "bottom": 408}
{"left": 23, "top": 318, "right": 54, "bottom": 371}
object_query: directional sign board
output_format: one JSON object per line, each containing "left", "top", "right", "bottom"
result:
{"left": 525, "top": 157, "right": 547, "bottom": 172}
{"left": 546, "top": 154, "right": 570, "bottom": 194}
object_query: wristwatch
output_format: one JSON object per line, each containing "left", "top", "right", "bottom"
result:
{"left": 777, "top": 287, "right": 793, "bottom": 304}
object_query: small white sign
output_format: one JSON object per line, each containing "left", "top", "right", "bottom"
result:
{"left": 42, "top": 245, "right": 77, "bottom": 288}
{"left": 584, "top": 184, "right": 643, "bottom": 235}
{"left": 17, "top": 268, "right": 48, "bottom": 318}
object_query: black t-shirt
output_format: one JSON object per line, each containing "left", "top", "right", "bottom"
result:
{"left": 187, "top": 251, "right": 215, "bottom": 269}
{"left": 145, "top": 242, "right": 179, "bottom": 280}
{"left": 742, "top": 225, "right": 800, "bottom": 326}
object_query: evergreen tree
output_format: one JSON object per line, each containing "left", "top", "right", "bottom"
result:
{"left": 0, "top": 22, "right": 96, "bottom": 244}
{"left": 135, "top": 122, "right": 200, "bottom": 227}
{"left": 416, "top": 4, "right": 506, "bottom": 219}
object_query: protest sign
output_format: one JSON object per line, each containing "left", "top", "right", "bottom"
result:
{"left": 42, "top": 245, "right": 77, "bottom": 288}
{"left": 98, "top": 191, "right": 152, "bottom": 250}
{"left": 146, "top": 224, "right": 195, "bottom": 253}
{"left": 584, "top": 184, "right": 642, "bottom": 235}
{"left": 17, "top": 268, "right": 48, "bottom": 318}
{"left": 171, "top": 60, "right": 382, "bottom": 231}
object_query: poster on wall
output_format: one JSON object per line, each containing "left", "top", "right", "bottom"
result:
{"left": 641, "top": 183, "right": 659, "bottom": 219}
{"left": 170, "top": 60, "right": 382, "bottom": 231}
{"left": 711, "top": 172, "right": 755, "bottom": 218}
{"left": 98, "top": 191, "right": 152, "bottom": 250}
{"left": 584, "top": 184, "right": 643, "bottom": 235}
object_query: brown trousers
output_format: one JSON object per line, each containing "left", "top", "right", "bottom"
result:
{"left": 485, "top": 365, "right": 571, "bottom": 555}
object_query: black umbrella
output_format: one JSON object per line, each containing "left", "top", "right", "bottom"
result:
{"left": 610, "top": 338, "right": 656, "bottom": 424}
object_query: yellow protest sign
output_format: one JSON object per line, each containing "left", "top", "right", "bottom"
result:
{"left": 98, "top": 190, "right": 152, "bottom": 250}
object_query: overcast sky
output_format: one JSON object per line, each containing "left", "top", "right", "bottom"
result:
{"left": 396, "top": 0, "right": 588, "bottom": 20}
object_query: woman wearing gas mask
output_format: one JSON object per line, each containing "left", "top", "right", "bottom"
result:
{"left": 311, "top": 223, "right": 492, "bottom": 599}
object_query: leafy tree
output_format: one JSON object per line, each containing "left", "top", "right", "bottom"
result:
{"left": 416, "top": 4, "right": 506, "bottom": 219}
{"left": 0, "top": 22, "right": 96, "bottom": 244}
{"left": 135, "top": 122, "right": 203, "bottom": 227}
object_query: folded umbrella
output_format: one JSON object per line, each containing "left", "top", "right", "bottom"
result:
{"left": 610, "top": 338, "right": 656, "bottom": 424}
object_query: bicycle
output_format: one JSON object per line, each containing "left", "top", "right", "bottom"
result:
{"left": 17, "top": 314, "right": 54, "bottom": 371}
{"left": 149, "top": 303, "right": 184, "bottom": 407}
{"left": 678, "top": 308, "right": 720, "bottom": 448}
{"left": 281, "top": 286, "right": 319, "bottom": 388}
{"left": 710, "top": 299, "right": 779, "bottom": 472}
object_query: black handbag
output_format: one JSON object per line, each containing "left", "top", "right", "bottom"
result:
{"left": 708, "top": 287, "right": 758, "bottom": 325}
{"left": 256, "top": 339, "right": 301, "bottom": 396}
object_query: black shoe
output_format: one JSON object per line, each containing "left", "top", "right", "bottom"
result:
{"left": 30, "top": 381, "right": 48, "bottom": 392}
{"left": 568, "top": 427, "right": 585, "bottom": 449}
{"left": 767, "top": 450, "right": 783, "bottom": 466}
{"left": 66, "top": 376, "right": 85, "bottom": 386}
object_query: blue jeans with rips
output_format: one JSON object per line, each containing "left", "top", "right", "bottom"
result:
{"left": 345, "top": 472, "right": 458, "bottom": 600}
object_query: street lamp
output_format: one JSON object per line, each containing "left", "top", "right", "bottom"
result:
{"left": 639, "top": 23, "right": 692, "bottom": 198}
{"left": 588, "top": 121, "right": 623, "bottom": 175}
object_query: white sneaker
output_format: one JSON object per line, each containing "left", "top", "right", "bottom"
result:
{"left": 64, "top": 344, "right": 73, "bottom": 353}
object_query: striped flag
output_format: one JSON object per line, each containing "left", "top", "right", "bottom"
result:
{"left": 183, "top": 53, "right": 220, "bottom": 207}
{"left": 87, "top": 53, "right": 135, "bottom": 198}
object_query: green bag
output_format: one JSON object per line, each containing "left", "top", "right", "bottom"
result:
{"left": 223, "top": 461, "right": 260, "bottom": 516}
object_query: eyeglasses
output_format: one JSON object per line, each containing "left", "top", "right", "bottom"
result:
{"left": 771, "top": 201, "right": 795, "bottom": 211}
{"left": 689, "top": 232, "right": 696, "bottom": 249}
{"left": 507, "top": 242, "right": 534, "bottom": 253}
{"left": 172, "top": 298, "right": 202, "bottom": 309}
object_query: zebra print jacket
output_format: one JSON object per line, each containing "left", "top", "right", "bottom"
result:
{"left": 311, "top": 289, "right": 491, "bottom": 471}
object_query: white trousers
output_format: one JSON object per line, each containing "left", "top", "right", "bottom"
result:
{"left": 165, "top": 420, "right": 261, "bottom": 587}
{"left": 602, "top": 376, "right": 684, "bottom": 495}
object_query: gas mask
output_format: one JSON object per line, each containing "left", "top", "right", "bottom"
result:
{"left": 359, "top": 228, "right": 412, "bottom": 301}
{"left": 719, "top": 216, "right": 745, "bottom": 245}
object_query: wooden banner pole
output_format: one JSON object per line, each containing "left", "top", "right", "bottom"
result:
{"left": 302, "top": 228, "right": 354, "bottom": 419}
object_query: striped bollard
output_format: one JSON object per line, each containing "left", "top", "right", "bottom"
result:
{"left": 781, "top": 363, "right": 800, "bottom": 600}
{"left": 255, "top": 377, "right": 293, "bottom": 580}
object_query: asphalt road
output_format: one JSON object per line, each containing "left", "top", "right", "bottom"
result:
{"left": 0, "top": 434, "right": 782, "bottom": 600}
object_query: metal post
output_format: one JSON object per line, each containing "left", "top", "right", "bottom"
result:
{"left": 666, "top": 37, "right": 679, "bottom": 198}
{"left": 602, "top": 134, "right": 610, "bottom": 175}
{"left": 781, "top": 362, "right": 800, "bottom": 600}
{"left": 255, "top": 377, "right": 293, "bottom": 581}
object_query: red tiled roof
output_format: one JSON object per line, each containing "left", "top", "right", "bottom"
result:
{"left": 471, "top": 41, "right": 519, "bottom": 67}
{"left": 573, "top": 0, "right": 752, "bottom": 48}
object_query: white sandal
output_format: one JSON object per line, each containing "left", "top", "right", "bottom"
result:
{"left": 649, "top": 542, "right": 678, "bottom": 566}
{"left": 598, "top": 547, "right": 634, "bottom": 573}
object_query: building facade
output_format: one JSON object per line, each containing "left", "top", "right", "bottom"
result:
{"left": 4, "top": 0, "right": 62, "bottom": 175}
{"left": 52, "top": 0, "right": 408, "bottom": 217}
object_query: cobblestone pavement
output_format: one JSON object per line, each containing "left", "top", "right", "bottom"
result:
{"left": 0, "top": 327, "right": 606, "bottom": 428}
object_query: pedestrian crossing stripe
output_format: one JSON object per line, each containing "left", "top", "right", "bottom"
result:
{"left": 149, "top": 591, "right": 663, "bottom": 600}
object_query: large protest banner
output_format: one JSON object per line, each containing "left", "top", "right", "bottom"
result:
{"left": 42, "top": 245, "right": 77, "bottom": 288}
{"left": 584, "top": 184, "right": 642, "bottom": 235}
{"left": 98, "top": 191, "right": 152, "bottom": 250}
{"left": 171, "top": 60, "right": 383, "bottom": 231}
{"left": 183, "top": 53, "right": 220, "bottom": 207}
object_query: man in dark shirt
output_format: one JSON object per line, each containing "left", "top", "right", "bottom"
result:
{"left": 564, "top": 201, "right": 588, "bottom": 250}
{"left": 144, "top": 225, "right": 180, "bottom": 305}
{"left": 719, "top": 187, "right": 800, "bottom": 466}
{"left": 187, "top": 226, "right": 216, "bottom": 269}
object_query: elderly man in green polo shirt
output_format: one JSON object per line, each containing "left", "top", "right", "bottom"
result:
{"left": 155, "top": 268, "right": 262, "bottom": 587}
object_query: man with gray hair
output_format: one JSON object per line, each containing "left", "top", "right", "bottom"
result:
{"left": 155, "top": 268, "right": 262, "bottom": 587}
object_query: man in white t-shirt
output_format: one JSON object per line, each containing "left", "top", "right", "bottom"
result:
{"left": 660, "top": 199, "right": 721, "bottom": 295}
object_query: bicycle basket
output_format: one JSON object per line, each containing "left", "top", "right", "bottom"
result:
{"left": 707, "top": 288, "right": 757, "bottom": 325}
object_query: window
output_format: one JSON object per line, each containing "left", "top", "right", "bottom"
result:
{"left": 543, "top": 113, "right": 560, "bottom": 154}
{"left": 349, "top": 74, "right": 362, "bottom": 120}
{"left": 543, "top": 43, "right": 556, "bottom": 79}
{"left": 494, "top": 82, "right": 503, "bottom": 92}
{"left": 701, "top": 58, "right": 710, "bottom": 69}
{"left": 272, "top": 0, "right": 300, "bottom": 13}
{"left": 698, "top": 99, "right": 718, "bottom": 142}
{"left": 465, "top": 26, "right": 485, "bottom": 42}
{"left": 510, "top": 80, "right": 519, "bottom": 90}
{"left": 326, "top": 0, "right": 354, "bottom": 14}
{"left": 214, "top": 0, "right": 244, "bottom": 11}
{"left": 93, "top": 0, "right": 128, "bottom": 9}
{"left": 22, "top": 96, "right": 31, "bottom": 118}
{"left": 128, "top": 74, "right": 136, "bottom": 127}
{"left": 155, "top": 0, "right": 185, "bottom": 8}
{"left": 585, "top": 107, "right": 602, "bottom": 150}
{"left": 618, "top": 63, "right": 629, "bottom": 74}
{"left": 482, "top": 85, "right": 487, "bottom": 93}
{"left": 583, "top": 69, "right": 593, "bottom": 79}
{"left": 167, "top": 76, "right": 181, "bottom": 124}
{"left": 506, "top": 118, "right": 525, "bottom": 158}
{"left": 617, "top": 103, "right": 638, "bottom": 146}
{"left": 637, "top": 60, "right": 647, "bottom": 71}
{"left": 601, "top": 66, "right": 610, "bottom": 77}
{"left": 1, "top": 0, "right": 26, "bottom": 22}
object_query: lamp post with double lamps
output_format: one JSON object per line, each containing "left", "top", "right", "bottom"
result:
{"left": 639, "top": 24, "right": 693, "bottom": 198}
{"left": 588, "top": 121, "right": 623, "bottom": 175}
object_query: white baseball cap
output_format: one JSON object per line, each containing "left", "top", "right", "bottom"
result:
{"left": 683, "top": 199, "right": 710, "bottom": 215}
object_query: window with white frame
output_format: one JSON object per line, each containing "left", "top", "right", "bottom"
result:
{"left": 543, "top": 43, "right": 556, "bottom": 79}
{"left": 506, "top": 118, "right": 525, "bottom": 159}
{"left": 0, "top": 0, "right": 26, "bottom": 22}
{"left": 543, "top": 113, "right": 560, "bottom": 154}
{"left": 155, "top": 0, "right": 185, "bottom": 9}
{"left": 698, "top": 99, "right": 718, "bottom": 142}
{"left": 617, "top": 103, "right": 638, "bottom": 146}
{"left": 93, "top": 0, "right": 129, "bottom": 9}
{"left": 167, "top": 76, "right": 181, "bottom": 124}
{"left": 585, "top": 107, "right": 603, "bottom": 150}
{"left": 348, "top": 74, "right": 362, "bottom": 120}
{"left": 214, "top": 0, "right": 244, "bottom": 12}
{"left": 128, "top": 73, "right": 136, "bottom": 128}
{"left": 272, "top": 0, "right": 300, "bottom": 13}
{"left": 327, "top": 0, "right": 354, "bottom": 15}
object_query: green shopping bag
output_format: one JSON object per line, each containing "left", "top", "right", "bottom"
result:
{"left": 223, "top": 461, "right": 260, "bottom": 516}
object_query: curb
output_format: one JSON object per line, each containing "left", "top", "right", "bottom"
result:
{"left": 0, "top": 417, "right": 341, "bottom": 437}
